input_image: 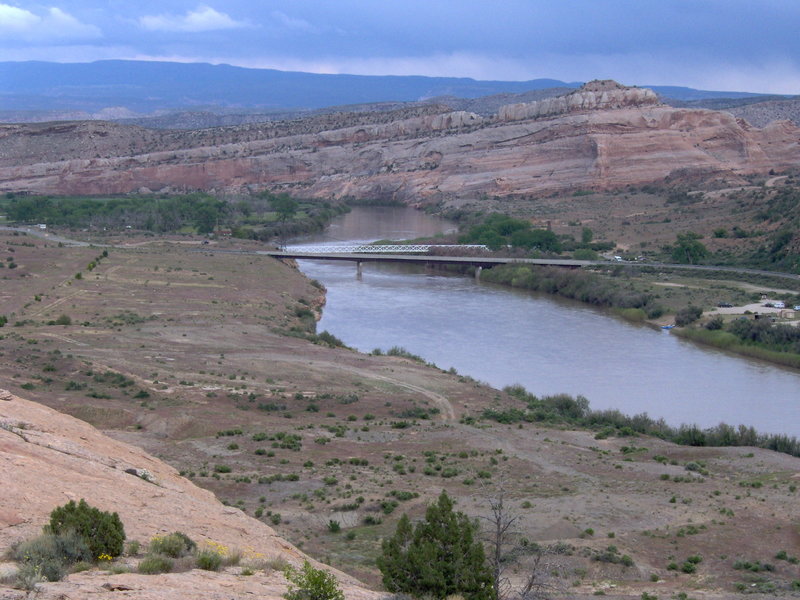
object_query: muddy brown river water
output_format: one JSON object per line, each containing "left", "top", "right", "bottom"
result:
{"left": 291, "top": 207, "right": 800, "bottom": 436}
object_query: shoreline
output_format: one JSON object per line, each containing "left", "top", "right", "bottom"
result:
{"left": 671, "top": 326, "right": 800, "bottom": 370}
{"left": 476, "top": 262, "right": 800, "bottom": 372}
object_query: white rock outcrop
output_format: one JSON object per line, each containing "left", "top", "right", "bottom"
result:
{"left": 498, "top": 81, "right": 660, "bottom": 122}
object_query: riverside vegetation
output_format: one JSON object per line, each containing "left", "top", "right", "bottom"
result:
{"left": 480, "top": 385, "right": 800, "bottom": 457}
{"left": 0, "top": 191, "right": 349, "bottom": 240}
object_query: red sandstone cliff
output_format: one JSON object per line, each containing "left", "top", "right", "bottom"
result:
{"left": 1, "top": 81, "right": 798, "bottom": 202}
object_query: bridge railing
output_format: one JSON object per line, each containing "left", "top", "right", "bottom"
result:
{"left": 285, "top": 244, "right": 488, "bottom": 254}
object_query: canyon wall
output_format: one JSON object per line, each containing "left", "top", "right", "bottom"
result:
{"left": 1, "top": 82, "right": 798, "bottom": 202}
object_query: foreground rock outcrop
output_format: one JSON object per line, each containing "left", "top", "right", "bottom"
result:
{"left": 0, "top": 81, "right": 798, "bottom": 202}
{"left": 0, "top": 389, "right": 377, "bottom": 599}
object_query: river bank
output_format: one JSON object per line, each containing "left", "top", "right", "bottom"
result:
{"left": 476, "top": 261, "right": 800, "bottom": 371}
{"left": 673, "top": 326, "right": 800, "bottom": 370}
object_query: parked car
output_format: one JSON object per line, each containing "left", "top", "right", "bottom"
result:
{"left": 773, "top": 301, "right": 786, "bottom": 309}
{"left": 717, "top": 302, "right": 733, "bottom": 308}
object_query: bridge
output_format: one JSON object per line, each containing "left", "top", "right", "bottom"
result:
{"left": 260, "top": 246, "right": 590, "bottom": 278}
{"left": 4, "top": 226, "right": 798, "bottom": 282}
{"left": 259, "top": 246, "right": 800, "bottom": 282}
{"left": 284, "top": 244, "right": 488, "bottom": 254}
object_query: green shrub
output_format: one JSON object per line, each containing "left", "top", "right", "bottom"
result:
{"left": 388, "top": 490, "right": 418, "bottom": 501}
{"left": 686, "top": 554, "right": 703, "bottom": 564}
{"left": 126, "top": 540, "right": 141, "bottom": 556}
{"left": 149, "top": 532, "right": 196, "bottom": 558}
{"left": 11, "top": 531, "right": 91, "bottom": 582}
{"left": 196, "top": 549, "right": 223, "bottom": 571}
{"left": 47, "top": 499, "right": 125, "bottom": 559}
{"left": 13, "top": 563, "right": 46, "bottom": 590}
{"left": 674, "top": 305, "right": 703, "bottom": 327}
{"left": 592, "top": 545, "right": 634, "bottom": 567}
{"left": 573, "top": 248, "right": 599, "bottom": 260}
{"left": 137, "top": 555, "right": 173, "bottom": 574}
{"left": 283, "top": 560, "right": 344, "bottom": 600}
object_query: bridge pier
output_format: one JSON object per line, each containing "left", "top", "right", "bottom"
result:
{"left": 475, "top": 266, "right": 482, "bottom": 281}
{"left": 356, "top": 261, "right": 363, "bottom": 279}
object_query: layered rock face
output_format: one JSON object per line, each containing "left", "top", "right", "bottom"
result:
{"left": 0, "top": 82, "right": 798, "bottom": 201}
{"left": 498, "top": 79, "right": 659, "bottom": 121}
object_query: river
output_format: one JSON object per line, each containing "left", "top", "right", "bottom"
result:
{"left": 291, "top": 207, "right": 800, "bottom": 437}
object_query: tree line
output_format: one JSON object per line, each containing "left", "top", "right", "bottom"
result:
{"left": 480, "top": 263, "right": 665, "bottom": 319}
{"left": 0, "top": 192, "right": 346, "bottom": 238}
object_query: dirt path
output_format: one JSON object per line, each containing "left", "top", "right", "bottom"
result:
{"left": 765, "top": 175, "right": 788, "bottom": 187}
{"left": 39, "top": 332, "right": 88, "bottom": 346}
{"left": 25, "top": 290, "right": 85, "bottom": 318}
{"left": 253, "top": 352, "right": 457, "bottom": 421}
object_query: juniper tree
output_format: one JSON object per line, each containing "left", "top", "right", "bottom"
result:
{"left": 377, "top": 490, "right": 494, "bottom": 600}
{"left": 47, "top": 499, "right": 125, "bottom": 559}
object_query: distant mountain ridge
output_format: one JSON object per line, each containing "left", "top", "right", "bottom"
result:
{"left": 0, "top": 60, "right": 785, "bottom": 120}
{"left": 0, "top": 60, "right": 579, "bottom": 114}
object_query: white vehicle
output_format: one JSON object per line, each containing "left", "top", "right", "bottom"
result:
{"left": 773, "top": 301, "right": 785, "bottom": 309}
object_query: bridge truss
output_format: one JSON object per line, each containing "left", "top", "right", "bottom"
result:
{"left": 286, "top": 244, "right": 487, "bottom": 254}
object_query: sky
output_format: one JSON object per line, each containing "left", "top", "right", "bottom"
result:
{"left": 1, "top": 0, "right": 799, "bottom": 94}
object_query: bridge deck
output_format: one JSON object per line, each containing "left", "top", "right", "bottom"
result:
{"left": 258, "top": 250, "right": 800, "bottom": 281}
{"left": 260, "top": 250, "right": 589, "bottom": 269}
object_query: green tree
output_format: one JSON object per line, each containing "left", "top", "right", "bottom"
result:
{"left": 377, "top": 491, "right": 495, "bottom": 600}
{"left": 47, "top": 499, "right": 125, "bottom": 559}
{"left": 671, "top": 232, "right": 708, "bottom": 264}
{"left": 581, "top": 227, "right": 594, "bottom": 245}
{"left": 510, "top": 228, "right": 561, "bottom": 253}
{"left": 271, "top": 194, "right": 299, "bottom": 223}
{"left": 194, "top": 201, "right": 222, "bottom": 234}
